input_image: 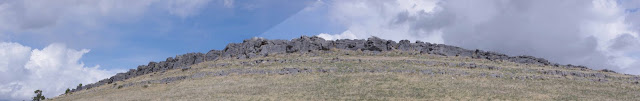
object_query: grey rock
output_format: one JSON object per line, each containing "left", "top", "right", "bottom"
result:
{"left": 508, "top": 55, "right": 551, "bottom": 65}
{"left": 259, "top": 40, "right": 288, "bottom": 55}
{"left": 397, "top": 40, "right": 414, "bottom": 51}
{"left": 335, "top": 39, "right": 366, "bottom": 51}
{"left": 600, "top": 69, "right": 616, "bottom": 73}
{"left": 424, "top": 44, "right": 474, "bottom": 57}
{"left": 181, "top": 67, "right": 191, "bottom": 71}
{"left": 173, "top": 53, "right": 205, "bottom": 69}
{"left": 286, "top": 36, "right": 327, "bottom": 53}
{"left": 205, "top": 50, "right": 222, "bottom": 61}
{"left": 364, "top": 37, "right": 393, "bottom": 51}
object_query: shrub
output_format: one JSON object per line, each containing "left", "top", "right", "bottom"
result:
{"left": 77, "top": 83, "right": 82, "bottom": 89}
{"left": 65, "top": 88, "right": 70, "bottom": 94}
{"left": 33, "top": 90, "right": 45, "bottom": 101}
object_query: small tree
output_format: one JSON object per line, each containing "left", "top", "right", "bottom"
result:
{"left": 65, "top": 88, "right": 70, "bottom": 94}
{"left": 77, "top": 83, "right": 82, "bottom": 89}
{"left": 32, "top": 90, "right": 45, "bottom": 101}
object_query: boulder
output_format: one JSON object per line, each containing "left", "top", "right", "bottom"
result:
{"left": 364, "top": 37, "right": 386, "bottom": 51}
{"left": 287, "top": 36, "right": 324, "bottom": 53}
{"left": 173, "top": 53, "right": 205, "bottom": 68}
{"left": 205, "top": 50, "right": 222, "bottom": 61}
{"left": 335, "top": 39, "right": 366, "bottom": 51}
{"left": 397, "top": 40, "right": 413, "bottom": 51}
{"left": 508, "top": 56, "right": 551, "bottom": 65}
{"left": 259, "top": 40, "right": 288, "bottom": 55}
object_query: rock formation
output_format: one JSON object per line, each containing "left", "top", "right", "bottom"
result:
{"left": 70, "top": 36, "right": 592, "bottom": 92}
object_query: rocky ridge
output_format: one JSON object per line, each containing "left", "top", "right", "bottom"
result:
{"left": 70, "top": 36, "right": 608, "bottom": 92}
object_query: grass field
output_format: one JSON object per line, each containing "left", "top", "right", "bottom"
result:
{"left": 51, "top": 50, "right": 640, "bottom": 100}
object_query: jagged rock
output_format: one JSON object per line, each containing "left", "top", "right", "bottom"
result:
{"left": 335, "top": 39, "right": 366, "bottom": 51}
{"left": 205, "top": 50, "right": 222, "bottom": 61}
{"left": 111, "top": 73, "right": 127, "bottom": 83}
{"left": 601, "top": 69, "right": 616, "bottom": 73}
{"left": 136, "top": 64, "right": 150, "bottom": 76}
{"left": 286, "top": 36, "right": 327, "bottom": 53}
{"left": 423, "top": 44, "right": 474, "bottom": 57}
{"left": 259, "top": 39, "right": 288, "bottom": 56}
{"left": 397, "top": 40, "right": 414, "bottom": 51}
{"left": 173, "top": 53, "right": 205, "bottom": 68}
{"left": 364, "top": 37, "right": 393, "bottom": 51}
{"left": 509, "top": 56, "right": 551, "bottom": 65}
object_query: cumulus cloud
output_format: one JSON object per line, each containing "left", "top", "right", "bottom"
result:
{"left": 317, "top": 31, "right": 357, "bottom": 40}
{"left": 321, "top": 0, "right": 444, "bottom": 43}
{"left": 0, "top": 42, "right": 118, "bottom": 101}
{"left": 317, "top": 0, "right": 640, "bottom": 74}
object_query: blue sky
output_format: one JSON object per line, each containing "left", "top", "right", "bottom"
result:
{"left": 80, "top": 0, "right": 319, "bottom": 70}
{"left": 1, "top": 0, "right": 640, "bottom": 100}
{"left": 7, "top": 0, "right": 322, "bottom": 70}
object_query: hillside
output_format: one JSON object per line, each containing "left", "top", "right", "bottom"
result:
{"left": 51, "top": 36, "right": 640, "bottom": 100}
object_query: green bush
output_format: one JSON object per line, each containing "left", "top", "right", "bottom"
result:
{"left": 33, "top": 90, "right": 45, "bottom": 101}
{"left": 65, "top": 88, "right": 70, "bottom": 94}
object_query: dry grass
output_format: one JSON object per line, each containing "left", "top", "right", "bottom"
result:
{"left": 51, "top": 50, "right": 640, "bottom": 101}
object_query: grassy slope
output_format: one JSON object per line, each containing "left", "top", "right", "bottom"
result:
{"left": 51, "top": 50, "right": 640, "bottom": 100}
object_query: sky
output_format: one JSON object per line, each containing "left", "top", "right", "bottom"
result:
{"left": 1, "top": 0, "right": 639, "bottom": 100}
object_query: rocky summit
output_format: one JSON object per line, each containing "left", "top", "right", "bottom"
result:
{"left": 54, "top": 36, "right": 639, "bottom": 100}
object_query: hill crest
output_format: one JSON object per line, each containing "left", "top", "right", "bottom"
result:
{"left": 69, "top": 36, "right": 620, "bottom": 93}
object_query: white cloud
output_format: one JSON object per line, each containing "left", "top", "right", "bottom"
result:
{"left": 323, "top": 0, "right": 444, "bottom": 43}
{"left": 0, "top": 42, "right": 118, "bottom": 101}
{"left": 0, "top": 42, "right": 31, "bottom": 73}
{"left": 318, "top": 0, "right": 640, "bottom": 74}
{"left": 317, "top": 30, "right": 358, "bottom": 40}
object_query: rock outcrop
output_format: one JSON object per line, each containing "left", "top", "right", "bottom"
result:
{"left": 70, "top": 36, "right": 590, "bottom": 92}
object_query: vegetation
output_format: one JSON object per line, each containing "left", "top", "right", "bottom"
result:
{"left": 65, "top": 88, "right": 70, "bottom": 94}
{"left": 33, "top": 90, "right": 45, "bottom": 101}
